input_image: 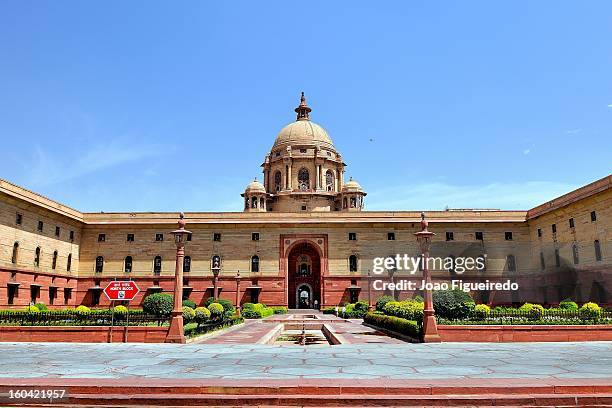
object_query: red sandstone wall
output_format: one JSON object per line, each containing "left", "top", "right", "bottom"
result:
{"left": 0, "top": 326, "right": 168, "bottom": 343}
{"left": 438, "top": 325, "right": 612, "bottom": 342}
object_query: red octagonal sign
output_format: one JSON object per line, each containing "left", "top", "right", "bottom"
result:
{"left": 104, "top": 281, "right": 140, "bottom": 301}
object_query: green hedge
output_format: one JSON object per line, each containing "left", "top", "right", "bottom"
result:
{"left": 433, "top": 289, "right": 475, "bottom": 320}
{"left": 270, "top": 306, "right": 288, "bottom": 315}
{"left": 364, "top": 312, "right": 420, "bottom": 338}
{"left": 382, "top": 300, "right": 424, "bottom": 323}
{"left": 241, "top": 303, "right": 274, "bottom": 319}
{"left": 184, "top": 315, "right": 244, "bottom": 338}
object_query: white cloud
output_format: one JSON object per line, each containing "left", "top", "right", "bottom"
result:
{"left": 523, "top": 149, "right": 531, "bottom": 155}
{"left": 607, "top": 104, "right": 612, "bottom": 108}
{"left": 366, "top": 181, "right": 579, "bottom": 211}
{"left": 565, "top": 128, "right": 582, "bottom": 134}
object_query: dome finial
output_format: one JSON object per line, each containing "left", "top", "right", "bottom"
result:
{"left": 295, "top": 91, "right": 312, "bottom": 121}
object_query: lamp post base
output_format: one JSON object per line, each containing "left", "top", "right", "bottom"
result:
{"left": 165, "top": 315, "right": 186, "bottom": 344}
{"left": 422, "top": 313, "right": 442, "bottom": 343}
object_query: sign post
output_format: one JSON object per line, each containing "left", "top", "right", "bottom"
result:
{"left": 104, "top": 281, "right": 140, "bottom": 343}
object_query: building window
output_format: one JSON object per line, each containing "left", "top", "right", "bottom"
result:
{"left": 30, "top": 286, "right": 39, "bottom": 304}
{"left": 34, "top": 247, "right": 41, "bottom": 267}
{"left": 8, "top": 284, "right": 17, "bottom": 305}
{"left": 52, "top": 251, "right": 58, "bottom": 270}
{"left": 187, "top": 233, "right": 192, "bottom": 242}
{"left": 572, "top": 244, "right": 579, "bottom": 265}
{"left": 274, "top": 171, "right": 282, "bottom": 192}
{"left": 446, "top": 232, "right": 454, "bottom": 241}
{"left": 505, "top": 232, "right": 513, "bottom": 241}
{"left": 127, "top": 233, "right": 134, "bottom": 242}
{"left": 98, "top": 234, "right": 106, "bottom": 242}
{"left": 11, "top": 242, "right": 19, "bottom": 264}
{"left": 349, "top": 255, "right": 358, "bottom": 272}
{"left": 301, "top": 205, "right": 307, "bottom": 211}
{"left": 252, "top": 232, "right": 259, "bottom": 241}
{"left": 594, "top": 240, "right": 602, "bottom": 262}
{"left": 92, "top": 290, "right": 100, "bottom": 306}
{"left": 540, "top": 252, "right": 545, "bottom": 270}
{"left": 67, "top": 254, "right": 72, "bottom": 271}
{"left": 506, "top": 255, "right": 516, "bottom": 272}
{"left": 15, "top": 213, "right": 22, "bottom": 225}
{"left": 155, "top": 233, "right": 164, "bottom": 242}
{"left": 55, "top": 226, "right": 60, "bottom": 237}
{"left": 49, "top": 287, "right": 56, "bottom": 305}
{"left": 298, "top": 168, "right": 310, "bottom": 191}
{"left": 326, "top": 170, "right": 335, "bottom": 192}
{"left": 64, "top": 288, "right": 71, "bottom": 305}
{"left": 554, "top": 248, "right": 560, "bottom": 267}
{"left": 348, "top": 232, "right": 357, "bottom": 241}
{"left": 591, "top": 211, "right": 597, "bottom": 222}
{"left": 552, "top": 224, "right": 556, "bottom": 234}
{"left": 183, "top": 256, "right": 191, "bottom": 272}
{"left": 213, "top": 233, "right": 221, "bottom": 242}
{"left": 95, "top": 256, "right": 104, "bottom": 273}
{"left": 537, "top": 228, "right": 542, "bottom": 238}
{"left": 37, "top": 220, "right": 43, "bottom": 232}
{"left": 387, "top": 232, "right": 395, "bottom": 241}
{"left": 154, "top": 256, "right": 162, "bottom": 274}
{"left": 569, "top": 218, "right": 575, "bottom": 228}
{"left": 475, "top": 231, "right": 483, "bottom": 241}
{"left": 69, "top": 230, "right": 74, "bottom": 241}
{"left": 251, "top": 255, "right": 259, "bottom": 272}
{"left": 124, "top": 256, "right": 133, "bottom": 273}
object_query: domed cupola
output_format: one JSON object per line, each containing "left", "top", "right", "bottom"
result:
{"left": 241, "top": 178, "right": 267, "bottom": 212}
{"left": 340, "top": 177, "right": 366, "bottom": 212}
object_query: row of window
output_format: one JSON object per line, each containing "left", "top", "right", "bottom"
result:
{"left": 536, "top": 211, "right": 598, "bottom": 238}
{"left": 539, "top": 240, "right": 603, "bottom": 269}
{"left": 7, "top": 281, "right": 72, "bottom": 306}
{"left": 15, "top": 213, "right": 75, "bottom": 241}
{"left": 11, "top": 242, "right": 72, "bottom": 271}
{"left": 94, "top": 254, "right": 260, "bottom": 274}
{"left": 97, "top": 232, "right": 261, "bottom": 243}
{"left": 445, "top": 231, "right": 511, "bottom": 241}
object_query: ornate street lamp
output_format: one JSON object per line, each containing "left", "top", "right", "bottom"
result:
{"left": 414, "top": 212, "right": 441, "bottom": 343}
{"left": 166, "top": 212, "right": 192, "bottom": 344}
{"left": 367, "top": 269, "right": 373, "bottom": 311}
{"left": 235, "top": 271, "right": 241, "bottom": 316}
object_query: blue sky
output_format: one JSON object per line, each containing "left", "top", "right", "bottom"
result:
{"left": 1, "top": 1, "right": 610, "bottom": 212}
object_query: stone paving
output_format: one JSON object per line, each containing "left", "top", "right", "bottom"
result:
{"left": 1, "top": 341, "right": 611, "bottom": 380}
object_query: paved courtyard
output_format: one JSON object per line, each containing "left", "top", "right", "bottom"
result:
{"left": 1, "top": 341, "right": 610, "bottom": 380}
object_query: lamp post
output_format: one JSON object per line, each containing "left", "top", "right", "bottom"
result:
{"left": 212, "top": 269, "right": 220, "bottom": 299}
{"left": 367, "top": 269, "right": 373, "bottom": 311}
{"left": 166, "top": 212, "right": 192, "bottom": 344}
{"left": 235, "top": 271, "right": 241, "bottom": 316}
{"left": 414, "top": 212, "right": 441, "bottom": 343}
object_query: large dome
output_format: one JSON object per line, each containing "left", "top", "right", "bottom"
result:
{"left": 272, "top": 120, "right": 335, "bottom": 150}
{"left": 271, "top": 92, "right": 336, "bottom": 151}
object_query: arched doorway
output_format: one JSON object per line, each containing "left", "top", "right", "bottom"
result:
{"left": 287, "top": 242, "right": 321, "bottom": 309}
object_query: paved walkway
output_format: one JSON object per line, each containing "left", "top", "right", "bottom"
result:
{"left": 1, "top": 342, "right": 610, "bottom": 380}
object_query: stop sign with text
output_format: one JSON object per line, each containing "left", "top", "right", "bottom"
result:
{"left": 104, "top": 281, "right": 140, "bottom": 301}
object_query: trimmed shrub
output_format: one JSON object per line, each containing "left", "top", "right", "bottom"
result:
{"left": 241, "top": 303, "right": 274, "bottom": 319}
{"left": 375, "top": 295, "right": 394, "bottom": 312}
{"left": 559, "top": 299, "right": 579, "bottom": 310}
{"left": 354, "top": 300, "right": 369, "bottom": 312}
{"left": 24, "top": 305, "right": 40, "bottom": 312}
{"left": 433, "top": 289, "right": 475, "bottom": 320}
{"left": 182, "top": 299, "right": 197, "bottom": 309}
{"left": 205, "top": 298, "right": 235, "bottom": 317}
{"left": 182, "top": 306, "right": 195, "bottom": 322}
{"left": 382, "top": 300, "right": 424, "bottom": 323}
{"left": 519, "top": 303, "right": 544, "bottom": 317}
{"left": 474, "top": 304, "right": 491, "bottom": 316}
{"left": 75, "top": 305, "right": 91, "bottom": 314}
{"left": 113, "top": 305, "right": 128, "bottom": 315}
{"left": 208, "top": 302, "right": 224, "bottom": 320}
{"left": 364, "top": 312, "right": 420, "bottom": 338}
{"left": 322, "top": 306, "right": 336, "bottom": 314}
{"left": 194, "top": 307, "right": 211, "bottom": 324}
{"left": 271, "top": 306, "right": 288, "bottom": 314}
{"left": 413, "top": 295, "right": 424, "bottom": 302}
{"left": 142, "top": 293, "right": 173, "bottom": 317}
{"left": 34, "top": 303, "right": 48, "bottom": 311}
{"left": 580, "top": 302, "right": 601, "bottom": 319}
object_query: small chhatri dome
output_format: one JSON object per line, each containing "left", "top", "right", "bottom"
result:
{"left": 245, "top": 178, "right": 266, "bottom": 193}
{"left": 342, "top": 177, "right": 364, "bottom": 193}
{"left": 272, "top": 93, "right": 336, "bottom": 151}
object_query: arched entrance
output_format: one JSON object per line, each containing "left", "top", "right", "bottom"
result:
{"left": 287, "top": 242, "right": 321, "bottom": 309}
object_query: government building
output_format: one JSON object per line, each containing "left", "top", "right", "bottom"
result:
{"left": 0, "top": 94, "right": 610, "bottom": 309}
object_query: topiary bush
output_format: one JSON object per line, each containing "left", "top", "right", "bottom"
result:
{"left": 194, "top": 306, "right": 211, "bottom": 325}
{"left": 34, "top": 303, "right": 48, "bottom": 311}
{"left": 142, "top": 293, "right": 173, "bottom": 317}
{"left": 382, "top": 300, "right": 424, "bottom": 323}
{"left": 24, "top": 305, "right": 40, "bottom": 312}
{"left": 182, "top": 306, "right": 195, "bottom": 323}
{"left": 182, "top": 299, "right": 197, "bottom": 309}
{"left": 205, "top": 298, "right": 235, "bottom": 317}
{"left": 113, "top": 305, "right": 128, "bottom": 315}
{"left": 474, "top": 304, "right": 491, "bottom": 316}
{"left": 433, "top": 289, "right": 475, "bottom": 320}
{"left": 75, "top": 305, "right": 91, "bottom": 314}
{"left": 580, "top": 302, "right": 601, "bottom": 319}
{"left": 519, "top": 302, "right": 544, "bottom": 318}
{"left": 559, "top": 299, "right": 579, "bottom": 310}
{"left": 354, "top": 300, "right": 369, "bottom": 312}
{"left": 208, "top": 302, "right": 224, "bottom": 320}
{"left": 375, "top": 295, "right": 395, "bottom": 312}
